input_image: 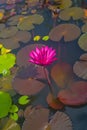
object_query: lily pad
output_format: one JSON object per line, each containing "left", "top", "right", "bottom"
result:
{"left": 18, "top": 95, "right": 30, "bottom": 105}
{"left": 0, "top": 31, "right": 31, "bottom": 49}
{"left": 60, "top": 0, "right": 72, "bottom": 9}
{"left": 33, "top": 35, "right": 41, "bottom": 41}
{"left": 47, "top": 93, "right": 64, "bottom": 110}
{"left": 59, "top": 7, "right": 84, "bottom": 21}
{"left": 22, "top": 108, "right": 49, "bottom": 130}
{"left": 7, "top": 15, "right": 24, "bottom": 26}
{"left": 82, "top": 23, "right": 87, "bottom": 33}
{"left": 78, "top": 33, "right": 87, "bottom": 51}
{"left": 10, "top": 113, "right": 18, "bottom": 121}
{"left": 49, "top": 111, "right": 73, "bottom": 130}
{"left": 0, "top": 26, "right": 18, "bottom": 38}
{"left": 42, "top": 35, "right": 49, "bottom": 41}
{"left": 0, "top": 91, "right": 12, "bottom": 118}
{"left": 12, "top": 77, "right": 45, "bottom": 95}
{"left": 73, "top": 53, "right": 87, "bottom": 79}
{"left": 16, "top": 44, "right": 45, "bottom": 67}
{"left": 51, "top": 62, "right": 73, "bottom": 88}
{"left": 17, "top": 14, "right": 44, "bottom": 31}
{"left": 58, "top": 81, "right": 87, "bottom": 106}
{"left": 0, "top": 118, "right": 20, "bottom": 130}
{"left": 9, "top": 105, "right": 19, "bottom": 113}
{"left": 0, "top": 24, "right": 5, "bottom": 31}
{"left": 0, "top": 53, "right": 16, "bottom": 76}
{"left": 49, "top": 24, "right": 81, "bottom": 42}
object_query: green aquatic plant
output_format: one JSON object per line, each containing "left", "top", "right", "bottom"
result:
{"left": 18, "top": 95, "right": 31, "bottom": 105}
{"left": 0, "top": 91, "right": 12, "bottom": 118}
{"left": 0, "top": 53, "right": 16, "bottom": 76}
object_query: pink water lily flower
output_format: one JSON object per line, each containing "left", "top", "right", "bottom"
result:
{"left": 29, "top": 46, "right": 57, "bottom": 66}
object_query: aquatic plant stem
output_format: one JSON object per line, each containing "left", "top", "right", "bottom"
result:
{"left": 42, "top": 66, "right": 55, "bottom": 96}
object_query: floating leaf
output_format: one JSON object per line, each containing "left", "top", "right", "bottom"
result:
{"left": 10, "top": 113, "right": 18, "bottom": 121}
{"left": 78, "top": 33, "right": 87, "bottom": 51}
{"left": 7, "top": 15, "right": 24, "bottom": 26}
{"left": 0, "top": 91, "right": 12, "bottom": 118}
{"left": 0, "top": 53, "right": 16, "bottom": 76}
{"left": 81, "top": 23, "right": 87, "bottom": 33}
{"left": 73, "top": 53, "right": 87, "bottom": 79}
{"left": 0, "top": 26, "right": 18, "bottom": 38}
{"left": 17, "top": 14, "right": 44, "bottom": 31}
{"left": 1, "top": 47, "right": 11, "bottom": 55}
{"left": 33, "top": 35, "right": 41, "bottom": 41}
{"left": 60, "top": 0, "right": 72, "bottom": 9}
{"left": 18, "top": 95, "right": 30, "bottom": 105}
{"left": 0, "top": 75, "right": 16, "bottom": 95}
{"left": 59, "top": 7, "right": 84, "bottom": 21}
{"left": 47, "top": 93, "right": 64, "bottom": 110}
{"left": 0, "top": 118, "right": 20, "bottom": 130}
{"left": 42, "top": 36, "right": 49, "bottom": 41}
{"left": 49, "top": 24, "right": 81, "bottom": 42}
{"left": 16, "top": 44, "right": 45, "bottom": 67}
{"left": 51, "top": 62, "right": 73, "bottom": 88}
{"left": 22, "top": 108, "right": 49, "bottom": 130}
{"left": 9, "top": 105, "right": 19, "bottom": 113}
{"left": 0, "top": 31, "right": 31, "bottom": 50}
{"left": 49, "top": 111, "right": 73, "bottom": 130}
{"left": 12, "top": 77, "right": 45, "bottom": 95}
{"left": 58, "top": 81, "right": 87, "bottom": 106}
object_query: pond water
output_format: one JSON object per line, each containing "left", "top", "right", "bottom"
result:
{"left": 0, "top": 0, "right": 87, "bottom": 130}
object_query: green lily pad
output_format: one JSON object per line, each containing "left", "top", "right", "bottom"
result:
{"left": 18, "top": 95, "right": 30, "bottom": 105}
{"left": 42, "top": 35, "right": 49, "bottom": 41}
{"left": 10, "top": 113, "right": 19, "bottom": 121}
{"left": 33, "top": 35, "right": 41, "bottom": 41}
{"left": 0, "top": 53, "right": 16, "bottom": 76}
{"left": 9, "top": 105, "right": 19, "bottom": 113}
{"left": 0, "top": 91, "right": 12, "bottom": 118}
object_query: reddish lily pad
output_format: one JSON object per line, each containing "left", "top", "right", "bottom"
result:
{"left": 47, "top": 93, "right": 64, "bottom": 110}
{"left": 22, "top": 108, "right": 49, "bottom": 130}
{"left": 12, "top": 77, "right": 45, "bottom": 95}
{"left": 58, "top": 81, "right": 87, "bottom": 106}
{"left": 49, "top": 24, "right": 81, "bottom": 42}
{"left": 51, "top": 62, "right": 73, "bottom": 88}
{"left": 49, "top": 111, "right": 73, "bottom": 130}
